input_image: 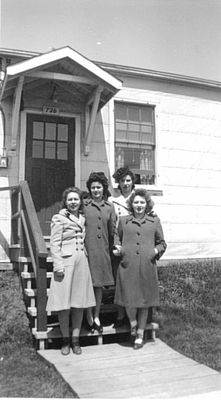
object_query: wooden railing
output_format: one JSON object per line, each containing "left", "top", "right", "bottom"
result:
{"left": 0, "top": 181, "right": 48, "bottom": 333}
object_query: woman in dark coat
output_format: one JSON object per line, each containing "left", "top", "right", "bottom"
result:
{"left": 113, "top": 189, "right": 166, "bottom": 349}
{"left": 84, "top": 172, "right": 116, "bottom": 333}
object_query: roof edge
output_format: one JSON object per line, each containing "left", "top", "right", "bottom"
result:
{"left": 1, "top": 47, "right": 221, "bottom": 89}
{"left": 96, "top": 61, "right": 221, "bottom": 90}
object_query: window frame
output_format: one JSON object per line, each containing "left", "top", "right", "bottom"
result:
{"left": 113, "top": 100, "right": 157, "bottom": 187}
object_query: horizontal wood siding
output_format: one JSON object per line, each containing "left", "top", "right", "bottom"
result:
{"left": 114, "top": 85, "right": 221, "bottom": 259}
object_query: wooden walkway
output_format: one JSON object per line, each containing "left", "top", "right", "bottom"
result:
{"left": 38, "top": 339, "right": 221, "bottom": 399}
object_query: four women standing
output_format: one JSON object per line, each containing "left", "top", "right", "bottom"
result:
{"left": 47, "top": 169, "right": 166, "bottom": 355}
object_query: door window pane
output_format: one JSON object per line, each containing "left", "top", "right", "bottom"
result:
{"left": 57, "top": 142, "right": 68, "bottom": 160}
{"left": 33, "top": 122, "right": 44, "bottom": 139}
{"left": 45, "top": 123, "right": 56, "bottom": 140}
{"left": 32, "top": 140, "right": 43, "bottom": 158}
{"left": 58, "top": 124, "right": 68, "bottom": 141}
{"left": 45, "top": 141, "right": 56, "bottom": 159}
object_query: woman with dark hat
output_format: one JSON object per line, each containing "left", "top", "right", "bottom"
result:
{"left": 109, "top": 166, "right": 135, "bottom": 225}
{"left": 109, "top": 166, "right": 135, "bottom": 327}
{"left": 113, "top": 189, "right": 167, "bottom": 349}
{"left": 83, "top": 172, "right": 116, "bottom": 333}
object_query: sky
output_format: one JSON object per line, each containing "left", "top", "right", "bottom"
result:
{"left": 0, "top": 0, "right": 221, "bottom": 81}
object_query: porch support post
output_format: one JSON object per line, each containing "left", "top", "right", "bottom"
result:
{"left": 11, "top": 75, "right": 24, "bottom": 149}
{"left": 84, "top": 85, "right": 103, "bottom": 155}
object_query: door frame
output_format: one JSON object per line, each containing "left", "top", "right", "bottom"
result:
{"left": 19, "top": 109, "right": 81, "bottom": 186}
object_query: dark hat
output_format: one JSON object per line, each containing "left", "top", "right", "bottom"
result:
{"left": 112, "top": 166, "right": 134, "bottom": 183}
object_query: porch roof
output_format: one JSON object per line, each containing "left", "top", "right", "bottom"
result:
{"left": 1, "top": 46, "right": 122, "bottom": 108}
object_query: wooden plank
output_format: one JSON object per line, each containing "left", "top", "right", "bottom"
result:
{"left": 11, "top": 76, "right": 24, "bottom": 149}
{"left": 38, "top": 340, "right": 221, "bottom": 399}
{"left": 27, "top": 71, "right": 94, "bottom": 85}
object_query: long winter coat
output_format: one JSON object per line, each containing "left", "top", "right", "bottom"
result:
{"left": 46, "top": 209, "right": 95, "bottom": 311}
{"left": 114, "top": 213, "right": 167, "bottom": 308}
{"left": 83, "top": 198, "right": 116, "bottom": 287}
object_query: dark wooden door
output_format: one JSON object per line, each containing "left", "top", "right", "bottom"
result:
{"left": 25, "top": 114, "right": 75, "bottom": 235}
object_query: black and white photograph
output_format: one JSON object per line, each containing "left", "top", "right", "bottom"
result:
{"left": 0, "top": 0, "right": 221, "bottom": 398}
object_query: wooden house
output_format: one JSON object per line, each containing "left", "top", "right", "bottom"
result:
{"left": 1, "top": 45, "right": 221, "bottom": 269}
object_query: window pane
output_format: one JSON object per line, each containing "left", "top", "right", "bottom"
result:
{"left": 33, "top": 122, "right": 44, "bottom": 139}
{"left": 58, "top": 124, "right": 68, "bottom": 141}
{"left": 57, "top": 142, "right": 68, "bottom": 160}
{"left": 32, "top": 140, "right": 43, "bottom": 158}
{"left": 128, "top": 106, "right": 139, "bottom": 122}
{"left": 116, "top": 122, "right": 127, "bottom": 141}
{"left": 115, "top": 104, "right": 127, "bottom": 120}
{"left": 45, "top": 141, "right": 56, "bottom": 159}
{"left": 45, "top": 123, "right": 56, "bottom": 140}
{"left": 140, "top": 106, "right": 153, "bottom": 122}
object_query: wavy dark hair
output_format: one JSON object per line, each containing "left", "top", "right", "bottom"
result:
{"left": 127, "top": 188, "right": 154, "bottom": 214}
{"left": 61, "top": 186, "right": 84, "bottom": 211}
{"left": 112, "top": 166, "right": 135, "bottom": 192}
{"left": 86, "top": 171, "right": 110, "bottom": 200}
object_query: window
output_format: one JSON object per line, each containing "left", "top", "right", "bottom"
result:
{"left": 115, "top": 102, "right": 155, "bottom": 185}
{"left": 32, "top": 122, "right": 68, "bottom": 160}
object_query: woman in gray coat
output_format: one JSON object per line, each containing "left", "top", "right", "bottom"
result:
{"left": 113, "top": 189, "right": 166, "bottom": 349}
{"left": 84, "top": 172, "right": 116, "bottom": 333}
{"left": 46, "top": 187, "right": 95, "bottom": 355}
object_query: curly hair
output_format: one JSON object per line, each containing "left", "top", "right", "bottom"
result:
{"left": 86, "top": 172, "right": 110, "bottom": 200}
{"left": 127, "top": 188, "right": 154, "bottom": 214}
{"left": 61, "top": 186, "right": 84, "bottom": 211}
{"left": 112, "top": 166, "right": 135, "bottom": 192}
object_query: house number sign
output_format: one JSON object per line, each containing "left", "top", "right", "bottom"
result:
{"left": 42, "top": 106, "right": 59, "bottom": 114}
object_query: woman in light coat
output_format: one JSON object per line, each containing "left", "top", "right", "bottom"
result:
{"left": 113, "top": 189, "right": 166, "bottom": 349}
{"left": 46, "top": 187, "right": 95, "bottom": 355}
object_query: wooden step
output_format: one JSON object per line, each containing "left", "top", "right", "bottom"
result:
{"left": 21, "top": 271, "right": 53, "bottom": 279}
{"left": 27, "top": 303, "right": 118, "bottom": 319}
{"left": 24, "top": 288, "right": 50, "bottom": 297}
{"left": 32, "top": 322, "right": 159, "bottom": 341}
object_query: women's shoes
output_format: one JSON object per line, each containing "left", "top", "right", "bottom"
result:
{"left": 93, "top": 321, "right": 103, "bottom": 334}
{"left": 133, "top": 336, "right": 144, "bottom": 350}
{"left": 72, "top": 341, "right": 82, "bottom": 355}
{"left": 61, "top": 338, "right": 70, "bottom": 356}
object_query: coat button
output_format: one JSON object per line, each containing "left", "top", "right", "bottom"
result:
{"left": 98, "top": 226, "right": 101, "bottom": 230}
{"left": 98, "top": 216, "right": 102, "bottom": 220}
{"left": 97, "top": 234, "right": 101, "bottom": 239}
{"left": 137, "top": 232, "right": 140, "bottom": 236}
{"left": 137, "top": 242, "right": 139, "bottom": 245}
{"left": 136, "top": 251, "right": 139, "bottom": 254}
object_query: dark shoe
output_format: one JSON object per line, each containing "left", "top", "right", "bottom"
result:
{"left": 93, "top": 321, "right": 103, "bottom": 334}
{"left": 61, "top": 338, "right": 70, "bottom": 356}
{"left": 133, "top": 336, "right": 144, "bottom": 350}
{"left": 130, "top": 326, "right": 137, "bottom": 344}
{"left": 72, "top": 341, "right": 82, "bottom": 355}
{"left": 85, "top": 320, "right": 94, "bottom": 333}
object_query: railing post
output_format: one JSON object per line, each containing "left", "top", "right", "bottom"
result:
{"left": 36, "top": 255, "right": 47, "bottom": 333}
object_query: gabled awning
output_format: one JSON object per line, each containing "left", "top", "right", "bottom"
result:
{"left": 1, "top": 46, "right": 122, "bottom": 153}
